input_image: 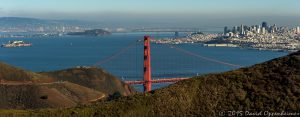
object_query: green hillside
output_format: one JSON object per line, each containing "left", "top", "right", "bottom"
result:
{"left": 2, "top": 51, "right": 299, "bottom": 116}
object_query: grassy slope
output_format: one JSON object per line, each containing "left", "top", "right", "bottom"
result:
{"left": 0, "top": 82, "right": 105, "bottom": 109}
{"left": 0, "top": 62, "right": 135, "bottom": 97}
{"left": 0, "top": 62, "right": 51, "bottom": 82}
{"left": 1, "top": 51, "right": 300, "bottom": 116}
{"left": 0, "top": 63, "right": 134, "bottom": 110}
{"left": 40, "top": 68, "right": 135, "bottom": 96}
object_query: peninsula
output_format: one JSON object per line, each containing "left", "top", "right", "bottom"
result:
{"left": 154, "top": 22, "right": 300, "bottom": 52}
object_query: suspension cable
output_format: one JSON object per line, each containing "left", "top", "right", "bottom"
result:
{"left": 93, "top": 40, "right": 140, "bottom": 66}
{"left": 166, "top": 44, "right": 243, "bottom": 68}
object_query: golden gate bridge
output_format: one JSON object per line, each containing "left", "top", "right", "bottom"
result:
{"left": 93, "top": 36, "right": 242, "bottom": 92}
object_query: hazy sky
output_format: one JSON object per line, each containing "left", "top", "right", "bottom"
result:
{"left": 1, "top": 0, "right": 300, "bottom": 27}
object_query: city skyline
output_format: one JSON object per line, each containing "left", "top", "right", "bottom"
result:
{"left": 0, "top": 0, "right": 300, "bottom": 27}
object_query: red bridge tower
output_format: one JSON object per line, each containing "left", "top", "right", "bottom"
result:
{"left": 143, "top": 36, "right": 152, "bottom": 92}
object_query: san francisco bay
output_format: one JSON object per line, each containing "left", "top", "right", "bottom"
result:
{"left": 0, "top": 32, "right": 288, "bottom": 91}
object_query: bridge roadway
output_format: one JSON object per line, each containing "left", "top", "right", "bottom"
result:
{"left": 0, "top": 78, "right": 190, "bottom": 85}
{"left": 124, "top": 77, "right": 189, "bottom": 85}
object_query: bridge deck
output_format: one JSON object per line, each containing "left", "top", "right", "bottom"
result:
{"left": 124, "top": 78, "right": 189, "bottom": 85}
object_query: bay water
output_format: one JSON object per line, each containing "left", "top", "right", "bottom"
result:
{"left": 0, "top": 32, "right": 288, "bottom": 91}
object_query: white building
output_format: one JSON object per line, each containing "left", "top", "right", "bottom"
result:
{"left": 257, "top": 26, "right": 261, "bottom": 34}
{"left": 228, "top": 32, "right": 234, "bottom": 37}
{"left": 262, "top": 27, "right": 266, "bottom": 34}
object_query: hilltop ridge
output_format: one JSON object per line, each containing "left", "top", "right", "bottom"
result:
{"left": 40, "top": 67, "right": 134, "bottom": 96}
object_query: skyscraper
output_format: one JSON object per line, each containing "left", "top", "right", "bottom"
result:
{"left": 233, "top": 26, "right": 237, "bottom": 33}
{"left": 262, "top": 22, "right": 268, "bottom": 29}
{"left": 237, "top": 26, "right": 241, "bottom": 34}
{"left": 224, "top": 26, "right": 228, "bottom": 34}
{"left": 255, "top": 25, "right": 261, "bottom": 34}
{"left": 262, "top": 27, "right": 266, "bottom": 34}
{"left": 240, "top": 24, "right": 245, "bottom": 35}
{"left": 297, "top": 27, "right": 300, "bottom": 34}
{"left": 273, "top": 24, "right": 277, "bottom": 33}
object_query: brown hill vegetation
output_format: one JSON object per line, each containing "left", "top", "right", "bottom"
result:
{"left": 0, "top": 82, "right": 104, "bottom": 109}
{"left": 40, "top": 67, "right": 134, "bottom": 96}
{"left": 0, "top": 62, "right": 51, "bottom": 82}
{"left": 0, "top": 63, "right": 135, "bottom": 109}
{"left": 4, "top": 51, "right": 299, "bottom": 117}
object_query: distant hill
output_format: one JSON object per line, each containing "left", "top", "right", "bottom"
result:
{"left": 67, "top": 29, "right": 111, "bottom": 36}
{"left": 0, "top": 17, "right": 94, "bottom": 27}
{"left": 0, "top": 17, "right": 48, "bottom": 26}
{"left": 0, "top": 62, "right": 135, "bottom": 109}
{"left": 8, "top": 51, "right": 300, "bottom": 116}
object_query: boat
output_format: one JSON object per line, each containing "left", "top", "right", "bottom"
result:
{"left": 1, "top": 40, "right": 32, "bottom": 48}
